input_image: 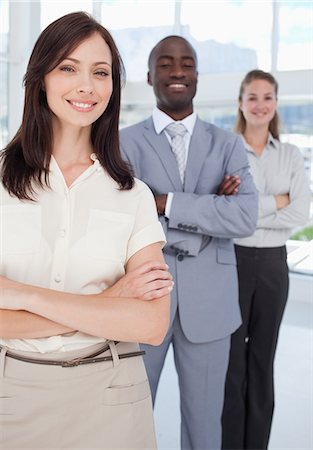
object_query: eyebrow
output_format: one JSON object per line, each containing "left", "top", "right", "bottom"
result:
{"left": 247, "top": 91, "right": 274, "bottom": 95}
{"left": 63, "top": 57, "right": 112, "bottom": 67}
{"left": 158, "top": 55, "right": 195, "bottom": 60}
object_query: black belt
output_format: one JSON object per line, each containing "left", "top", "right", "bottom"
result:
{"left": 0, "top": 342, "right": 145, "bottom": 368}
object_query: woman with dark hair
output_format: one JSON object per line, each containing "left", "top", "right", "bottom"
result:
{"left": 222, "top": 69, "right": 311, "bottom": 450}
{"left": 0, "top": 12, "right": 171, "bottom": 449}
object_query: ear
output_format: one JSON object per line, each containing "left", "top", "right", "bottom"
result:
{"left": 239, "top": 101, "right": 243, "bottom": 112}
{"left": 147, "top": 71, "right": 152, "bottom": 86}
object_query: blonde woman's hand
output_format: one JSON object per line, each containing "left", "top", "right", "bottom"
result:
{"left": 103, "top": 261, "right": 174, "bottom": 301}
{"left": 275, "top": 194, "right": 290, "bottom": 210}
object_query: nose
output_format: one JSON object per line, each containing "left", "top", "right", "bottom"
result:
{"left": 76, "top": 73, "right": 94, "bottom": 95}
{"left": 170, "top": 62, "right": 185, "bottom": 78}
{"left": 255, "top": 101, "right": 266, "bottom": 111}
{"left": 76, "top": 85, "right": 94, "bottom": 95}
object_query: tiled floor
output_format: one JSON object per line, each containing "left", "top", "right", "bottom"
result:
{"left": 153, "top": 277, "right": 313, "bottom": 450}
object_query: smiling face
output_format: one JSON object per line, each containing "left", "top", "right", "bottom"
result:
{"left": 240, "top": 79, "right": 277, "bottom": 130}
{"left": 148, "top": 37, "right": 198, "bottom": 120}
{"left": 44, "top": 32, "right": 113, "bottom": 131}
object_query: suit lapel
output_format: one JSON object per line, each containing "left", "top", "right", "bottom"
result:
{"left": 184, "top": 119, "right": 212, "bottom": 193}
{"left": 143, "top": 118, "right": 183, "bottom": 191}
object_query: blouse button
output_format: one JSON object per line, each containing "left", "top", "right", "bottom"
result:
{"left": 60, "top": 229, "right": 66, "bottom": 237}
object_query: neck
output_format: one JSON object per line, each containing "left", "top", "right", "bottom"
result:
{"left": 51, "top": 121, "right": 94, "bottom": 167}
{"left": 159, "top": 105, "right": 194, "bottom": 122}
{"left": 243, "top": 125, "right": 269, "bottom": 155}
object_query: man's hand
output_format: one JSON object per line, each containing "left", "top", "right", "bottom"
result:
{"left": 103, "top": 261, "right": 173, "bottom": 301}
{"left": 155, "top": 194, "right": 168, "bottom": 215}
{"left": 217, "top": 175, "right": 241, "bottom": 196}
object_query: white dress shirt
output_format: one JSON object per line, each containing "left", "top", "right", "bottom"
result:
{"left": 235, "top": 134, "right": 311, "bottom": 248}
{"left": 152, "top": 107, "right": 197, "bottom": 217}
{"left": 0, "top": 155, "right": 165, "bottom": 352}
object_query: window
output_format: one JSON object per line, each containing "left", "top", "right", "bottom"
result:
{"left": 0, "top": 0, "right": 9, "bottom": 148}
{"left": 278, "top": 1, "right": 313, "bottom": 71}
{"left": 41, "top": 1, "right": 93, "bottom": 29}
{"left": 180, "top": 0, "right": 272, "bottom": 72}
{"left": 100, "top": 0, "right": 175, "bottom": 81}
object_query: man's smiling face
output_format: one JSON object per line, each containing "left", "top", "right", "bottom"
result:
{"left": 147, "top": 36, "right": 198, "bottom": 120}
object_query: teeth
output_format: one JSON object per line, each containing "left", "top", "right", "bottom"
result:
{"left": 71, "top": 101, "right": 93, "bottom": 108}
{"left": 169, "top": 84, "right": 186, "bottom": 88}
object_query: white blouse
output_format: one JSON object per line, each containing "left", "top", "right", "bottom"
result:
{"left": 0, "top": 155, "right": 165, "bottom": 353}
{"left": 235, "top": 134, "right": 311, "bottom": 248}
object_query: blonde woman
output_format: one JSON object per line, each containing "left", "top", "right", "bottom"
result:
{"left": 222, "top": 70, "right": 311, "bottom": 450}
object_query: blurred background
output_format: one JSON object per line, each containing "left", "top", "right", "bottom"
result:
{"left": 0, "top": 1, "right": 312, "bottom": 449}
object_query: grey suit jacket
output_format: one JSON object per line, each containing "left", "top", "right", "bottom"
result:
{"left": 120, "top": 117, "right": 258, "bottom": 343}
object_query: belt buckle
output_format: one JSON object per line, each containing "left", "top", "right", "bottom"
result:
{"left": 61, "top": 358, "right": 82, "bottom": 368}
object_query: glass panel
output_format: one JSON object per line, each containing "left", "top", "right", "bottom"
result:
{"left": 120, "top": 104, "right": 152, "bottom": 129}
{"left": 100, "top": 0, "right": 175, "bottom": 81}
{"left": 180, "top": 0, "right": 272, "bottom": 73}
{"left": 41, "top": 1, "right": 93, "bottom": 30}
{"left": 0, "top": 0, "right": 9, "bottom": 147}
{"left": 278, "top": 1, "right": 313, "bottom": 71}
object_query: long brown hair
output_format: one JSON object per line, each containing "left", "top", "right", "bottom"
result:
{"left": 234, "top": 69, "right": 280, "bottom": 140}
{"left": 1, "top": 11, "right": 133, "bottom": 200}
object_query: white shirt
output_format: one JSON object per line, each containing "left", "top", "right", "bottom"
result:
{"left": 152, "top": 107, "right": 197, "bottom": 217}
{"left": 235, "top": 134, "right": 311, "bottom": 248}
{"left": 0, "top": 155, "right": 165, "bottom": 352}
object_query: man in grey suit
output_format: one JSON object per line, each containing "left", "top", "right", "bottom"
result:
{"left": 120, "top": 36, "right": 258, "bottom": 450}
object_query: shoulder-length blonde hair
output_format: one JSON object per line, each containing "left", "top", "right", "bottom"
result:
{"left": 234, "top": 69, "right": 280, "bottom": 140}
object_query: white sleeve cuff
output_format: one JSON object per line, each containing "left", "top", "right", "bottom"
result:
{"left": 165, "top": 192, "right": 174, "bottom": 218}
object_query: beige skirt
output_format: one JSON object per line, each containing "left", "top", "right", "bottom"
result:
{"left": 0, "top": 341, "right": 157, "bottom": 449}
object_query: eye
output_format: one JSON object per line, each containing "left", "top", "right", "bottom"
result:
{"left": 94, "top": 70, "right": 110, "bottom": 77}
{"left": 157, "top": 58, "right": 172, "bottom": 69}
{"left": 60, "top": 65, "right": 75, "bottom": 73}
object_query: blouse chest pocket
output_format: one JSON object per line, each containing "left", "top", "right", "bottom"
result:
{"left": 85, "top": 210, "right": 134, "bottom": 262}
{"left": 0, "top": 205, "right": 42, "bottom": 255}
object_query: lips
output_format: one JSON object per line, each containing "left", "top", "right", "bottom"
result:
{"left": 168, "top": 83, "right": 188, "bottom": 89}
{"left": 67, "top": 100, "right": 97, "bottom": 112}
{"left": 253, "top": 112, "right": 268, "bottom": 117}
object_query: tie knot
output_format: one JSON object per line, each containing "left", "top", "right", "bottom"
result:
{"left": 166, "top": 122, "right": 187, "bottom": 139}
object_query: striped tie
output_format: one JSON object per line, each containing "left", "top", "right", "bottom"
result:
{"left": 166, "top": 122, "right": 187, "bottom": 184}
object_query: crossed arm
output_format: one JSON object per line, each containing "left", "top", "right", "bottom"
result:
{"left": 0, "top": 243, "right": 172, "bottom": 345}
{"left": 155, "top": 175, "right": 241, "bottom": 215}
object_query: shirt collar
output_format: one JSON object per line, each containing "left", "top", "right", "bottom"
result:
{"left": 152, "top": 107, "right": 197, "bottom": 136}
{"left": 268, "top": 132, "right": 279, "bottom": 149}
{"left": 240, "top": 132, "right": 278, "bottom": 154}
{"left": 49, "top": 153, "right": 101, "bottom": 189}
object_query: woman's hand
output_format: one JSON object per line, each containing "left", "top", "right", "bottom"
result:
{"left": 103, "top": 260, "right": 173, "bottom": 301}
{"left": 275, "top": 194, "right": 290, "bottom": 210}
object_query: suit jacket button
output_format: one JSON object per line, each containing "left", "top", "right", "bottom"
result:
{"left": 177, "top": 254, "right": 184, "bottom": 261}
